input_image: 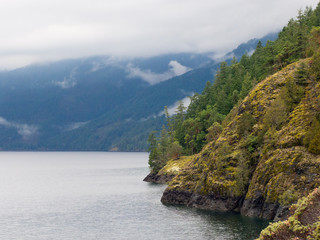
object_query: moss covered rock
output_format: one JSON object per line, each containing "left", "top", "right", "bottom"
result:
{"left": 257, "top": 188, "right": 320, "bottom": 240}
{"left": 143, "top": 156, "right": 193, "bottom": 184}
{"left": 161, "top": 59, "right": 320, "bottom": 220}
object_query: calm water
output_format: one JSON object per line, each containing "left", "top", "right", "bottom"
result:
{"left": 0, "top": 152, "right": 268, "bottom": 240}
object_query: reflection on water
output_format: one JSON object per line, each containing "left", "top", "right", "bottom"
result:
{"left": 0, "top": 152, "right": 268, "bottom": 240}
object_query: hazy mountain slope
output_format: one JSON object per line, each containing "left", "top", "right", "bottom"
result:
{"left": 0, "top": 34, "right": 277, "bottom": 151}
{"left": 230, "top": 32, "right": 278, "bottom": 59}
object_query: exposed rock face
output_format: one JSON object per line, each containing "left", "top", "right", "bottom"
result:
{"left": 162, "top": 190, "right": 243, "bottom": 212}
{"left": 143, "top": 172, "right": 175, "bottom": 184}
{"left": 161, "top": 189, "right": 193, "bottom": 205}
{"left": 160, "top": 60, "right": 320, "bottom": 221}
{"left": 240, "top": 199, "right": 286, "bottom": 220}
{"left": 143, "top": 156, "right": 193, "bottom": 184}
{"left": 161, "top": 189, "right": 290, "bottom": 221}
{"left": 257, "top": 188, "right": 320, "bottom": 239}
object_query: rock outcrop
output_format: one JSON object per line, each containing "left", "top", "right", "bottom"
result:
{"left": 257, "top": 188, "right": 320, "bottom": 239}
{"left": 159, "top": 60, "right": 320, "bottom": 220}
{"left": 143, "top": 156, "right": 193, "bottom": 184}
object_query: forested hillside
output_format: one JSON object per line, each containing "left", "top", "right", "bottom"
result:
{"left": 148, "top": 5, "right": 319, "bottom": 172}
{"left": 0, "top": 34, "right": 276, "bottom": 151}
{"left": 146, "top": 3, "right": 320, "bottom": 229}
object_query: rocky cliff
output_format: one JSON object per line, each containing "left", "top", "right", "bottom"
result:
{"left": 143, "top": 156, "right": 193, "bottom": 184}
{"left": 160, "top": 59, "right": 320, "bottom": 221}
{"left": 257, "top": 188, "right": 320, "bottom": 239}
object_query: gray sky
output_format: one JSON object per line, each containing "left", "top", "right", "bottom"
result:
{"left": 0, "top": 0, "right": 318, "bottom": 69}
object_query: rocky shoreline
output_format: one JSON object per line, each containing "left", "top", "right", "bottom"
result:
{"left": 143, "top": 172, "right": 175, "bottom": 184}
{"left": 144, "top": 167, "right": 290, "bottom": 221}
{"left": 160, "top": 188, "right": 290, "bottom": 221}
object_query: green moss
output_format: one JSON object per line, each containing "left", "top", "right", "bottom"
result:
{"left": 164, "top": 59, "right": 320, "bottom": 215}
{"left": 304, "top": 118, "right": 320, "bottom": 154}
{"left": 258, "top": 221, "right": 291, "bottom": 239}
{"left": 279, "top": 187, "right": 300, "bottom": 206}
{"left": 258, "top": 188, "right": 320, "bottom": 240}
{"left": 311, "top": 221, "right": 320, "bottom": 240}
{"left": 158, "top": 156, "right": 193, "bottom": 176}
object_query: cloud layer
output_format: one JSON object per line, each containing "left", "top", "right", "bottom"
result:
{"left": 0, "top": 116, "right": 38, "bottom": 140}
{"left": 127, "top": 60, "right": 191, "bottom": 85}
{"left": 0, "top": 0, "right": 317, "bottom": 69}
{"left": 53, "top": 67, "right": 78, "bottom": 88}
{"left": 158, "top": 96, "right": 192, "bottom": 116}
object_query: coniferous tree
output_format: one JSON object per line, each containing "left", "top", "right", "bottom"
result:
{"left": 147, "top": 4, "right": 320, "bottom": 171}
{"left": 147, "top": 131, "right": 160, "bottom": 173}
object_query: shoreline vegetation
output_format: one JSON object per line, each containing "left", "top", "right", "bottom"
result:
{"left": 145, "top": 3, "right": 320, "bottom": 239}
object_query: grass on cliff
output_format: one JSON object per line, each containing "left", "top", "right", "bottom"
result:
{"left": 257, "top": 188, "right": 320, "bottom": 240}
{"left": 158, "top": 156, "right": 193, "bottom": 176}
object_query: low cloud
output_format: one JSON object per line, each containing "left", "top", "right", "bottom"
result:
{"left": 0, "top": 116, "right": 38, "bottom": 140}
{"left": 90, "top": 61, "right": 104, "bottom": 72}
{"left": 158, "top": 96, "right": 192, "bottom": 116}
{"left": 53, "top": 67, "right": 78, "bottom": 88}
{"left": 0, "top": 1, "right": 318, "bottom": 70}
{"left": 127, "top": 60, "right": 191, "bottom": 85}
{"left": 65, "top": 121, "right": 89, "bottom": 131}
{"left": 90, "top": 57, "right": 113, "bottom": 72}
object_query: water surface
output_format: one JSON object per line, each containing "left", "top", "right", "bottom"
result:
{"left": 0, "top": 152, "right": 268, "bottom": 239}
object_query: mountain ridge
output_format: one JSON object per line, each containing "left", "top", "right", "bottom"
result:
{"left": 0, "top": 34, "right": 277, "bottom": 151}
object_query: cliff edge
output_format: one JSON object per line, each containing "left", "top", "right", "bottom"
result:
{"left": 161, "top": 59, "right": 320, "bottom": 220}
{"left": 257, "top": 188, "right": 320, "bottom": 239}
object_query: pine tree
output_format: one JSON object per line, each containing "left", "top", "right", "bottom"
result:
{"left": 147, "top": 131, "right": 160, "bottom": 173}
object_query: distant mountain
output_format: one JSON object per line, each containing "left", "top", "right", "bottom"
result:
{"left": 0, "top": 33, "right": 278, "bottom": 151}
{"left": 230, "top": 32, "right": 278, "bottom": 59}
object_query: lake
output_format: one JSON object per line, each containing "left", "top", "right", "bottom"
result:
{"left": 0, "top": 152, "right": 268, "bottom": 240}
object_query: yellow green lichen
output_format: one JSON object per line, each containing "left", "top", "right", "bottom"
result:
{"left": 161, "top": 59, "right": 320, "bottom": 214}
{"left": 257, "top": 188, "right": 320, "bottom": 240}
{"left": 158, "top": 156, "right": 193, "bottom": 176}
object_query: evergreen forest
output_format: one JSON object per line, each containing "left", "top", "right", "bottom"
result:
{"left": 148, "top": 4, "right": 320, "bottom": 173}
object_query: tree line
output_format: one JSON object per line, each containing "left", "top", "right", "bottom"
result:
{"left": 148, "top": 3, "right": 320, "bottom": 173}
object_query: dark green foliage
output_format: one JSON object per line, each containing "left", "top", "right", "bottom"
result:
{"left": 147, "top": 126, "right": 171, "bottom": 173}
{"left": 206, "top": 122, "right": 223, "bottom": 142}
{"left": 147, "top": 4, "right": 320, "bottom": 169}
{"left": 177, "top": 4, "right": 318, "bottom": 155}
{"left": 282, "top": 78, "right": 305, "bottom": 111}
{"left": 215, "top": 142, "right": 232, "bottom": 171}
{"left": 172, "top": 101, "right": 187, "bottom": 146}
{"left": 309, "top": 27, "right": 320, "bottom": 81}
{"left": 312, "top": 2, "right": 320, "bottom": 26}
{"left": 309, "top": 132, "right": 320, "bottom": 154}
{"left": 304, "top": 118, "right": 320, "bottom": 154}
{"left": 294, "top": 62, "right": 310, "bottom": 85}
{"left": 167, "top": 141, "right": 183, "bottom": 160}
{"left": 246, "top": 135, "right": 259, "bottom": 153}
{"left": 147, "top": 131, "right": 160, "bottom": 172}
{"left": 237, "top": 113, "right": 256, "bottom": 137}
{"left": 234, "top": 153, "right": 251, "bottom": 195}
{"left": 159, "top": 125, "right": 170, "bottom": 161}
{"left": 182, "top": 106, "right": 225, "bottom": 154}
{"left": 262, "top": 77, "right": 305, "bottom": 133}
{"left": 239, "top": 73, "right": 253, "bottom": 99}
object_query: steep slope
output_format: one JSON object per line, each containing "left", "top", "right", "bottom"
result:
{"left": 257, "top": 188, "right": 320, "bottom": 240}
{"left": 0, "top": 53, "right": 213, "bottom": 150}
{"left": 160, "top": 59, "right": 320, "bottom": 220}
{"left": 0, "top": 34, "right": 277, "bottom": 151}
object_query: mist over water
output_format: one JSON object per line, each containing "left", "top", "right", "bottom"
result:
{"left": 0, "top": 152, "right": 268, "bottom": 240}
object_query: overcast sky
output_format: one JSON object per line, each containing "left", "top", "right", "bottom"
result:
{"left": 0, "top": 0, "right": 318, "bottom": 69}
